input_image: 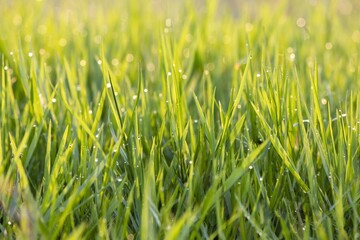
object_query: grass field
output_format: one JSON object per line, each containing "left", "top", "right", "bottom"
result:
{"left": 0, "top": 0, "right": 359, "bottom": 239}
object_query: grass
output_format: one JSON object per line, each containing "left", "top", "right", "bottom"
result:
{"left": 0, "top": 0, "right": 359, "bottom": 239}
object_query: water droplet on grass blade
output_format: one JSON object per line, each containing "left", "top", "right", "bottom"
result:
{"left": 80, "top": 60, "right": 87, "bottom": 66}
{"left": 111, "top": 58, "right": 119, "bottom": 66}
{"left": 126, "top": 54, "right": 134, "bottom": 62}
{"left": 59, "top": 38, "right": 67, "bottom": 47}
{"left": 325, "top": 42, "right": 333, "bottom": 50}
{"left": 39, "top": 48, "right": 46, "bottom": 55}
{"left": 296, "top": 18, "right": 306, "bottom": 28}
{"left": 165, "top": 18, "right": 172, "bottom": 27}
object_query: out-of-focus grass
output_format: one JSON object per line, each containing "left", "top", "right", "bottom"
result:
{"left": 0, "top": 0, "right": 359, "bottom": 239}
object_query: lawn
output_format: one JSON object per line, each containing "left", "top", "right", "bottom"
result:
{"left": 0, "top": 0, "right": 359, "bottom": 239}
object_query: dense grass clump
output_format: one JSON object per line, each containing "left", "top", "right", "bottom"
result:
{"left": 0, "top": 0, "right": 359, "bottom": 239}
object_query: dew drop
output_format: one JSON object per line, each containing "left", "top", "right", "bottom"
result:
{"left": 59, "top": 38, "right": 67, "bottom": 47}
{"left": 165, "top": 18, "right": 172, "bottom": 27}
{"left": 296, "top": 18, "right": 306, "bottom": 28}
{"left": 39, "top": 48, "right": 46, "bottom": 55}
{"left": 290, "top": 53, "right": 296, "bottom": 61}
{"left": 126, "top": 54, "right": 134, "bottom": 62}
{"left": 325, "top": 42, "right": 333, "bottom": 50}
{"left": 80, "top": 60, "right": 87, "bottom": 66}
{"left": 111, "top": 58, "right": 119, "bottom": 66}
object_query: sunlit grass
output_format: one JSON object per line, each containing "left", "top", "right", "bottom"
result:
{"left": 0, "top": 0, "right": 359, "bottom": 239}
